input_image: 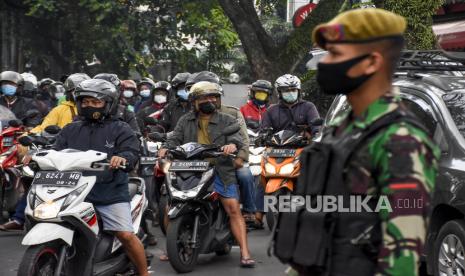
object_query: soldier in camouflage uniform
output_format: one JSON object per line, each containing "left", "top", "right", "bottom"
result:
{"left": 308, "top": 8, "right": 439, "bottom": 276}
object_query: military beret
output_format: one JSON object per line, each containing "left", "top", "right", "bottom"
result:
{"left": 312, "top": 8, "right": 406, "bottom": 49}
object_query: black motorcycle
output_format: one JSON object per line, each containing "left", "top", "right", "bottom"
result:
{"left": 162, "top": 142, "right": 234, "bottom": 273}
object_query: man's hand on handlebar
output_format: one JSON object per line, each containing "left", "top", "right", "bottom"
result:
{"left": 158, "top": 148, "right": 168, "bottom": 158}
{"left": 110, "top": 156, "right": 127, "bottom": 169}
{"left": 221, "top": 144, "right": 237, "bottom": 155}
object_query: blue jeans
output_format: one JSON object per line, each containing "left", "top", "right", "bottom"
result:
{"left": 255, "top": 176, "right": 265, "bottom": 212}
{"left": 12, "top": 194, "right": 27, "bottom": 225}
{"left": 236, "top": 167, "right": 256, "bottom": 213}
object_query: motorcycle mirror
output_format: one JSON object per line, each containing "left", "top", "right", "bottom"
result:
{"left": 25, "top": 109, "right": 40, "bottom": 119}
{"left": 44, "top": 125, "right": 61, "bottom": 135}
{"left": 148, "top": 132, "right": 166, "bottom": 142}
{"left": 310, "top": 118, "right": 324, "bottom": 126}
{"left": 222, "top": 123, "right": 240, "bottom": 136}
{"left": 8, "top": 119, "right": 23, "bottom": 127}
{"left": 144, "top": 117, "right": 158, "bottom": 125}
{"left": 18, "top": 136, "right": 33, "bottom": 147}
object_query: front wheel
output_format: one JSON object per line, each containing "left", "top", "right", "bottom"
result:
{"left": 166, "top": 215, "right": 200, "bottom": 273}
{"left": 17, "top": 243, "right": 61, "bottom": 276}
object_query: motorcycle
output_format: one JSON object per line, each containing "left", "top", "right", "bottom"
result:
{"left": 162, "top": 142, "right": 235, "bottom": 273}
{"left": 16, "top": 135, "right": 149, "bottom": 276}
{"left": 258, "top": 119, "right": 323, "bottom": 230}
{"left": 0, "top": 119, "right": 26, "bottom": 221}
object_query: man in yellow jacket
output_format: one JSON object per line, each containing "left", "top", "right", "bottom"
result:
{"left": 30, "top": 73, "right": 89, "bottom": 134}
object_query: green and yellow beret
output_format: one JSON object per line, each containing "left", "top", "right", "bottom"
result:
{"left": 312, "top": 8, "right": 407, "bottom": 49}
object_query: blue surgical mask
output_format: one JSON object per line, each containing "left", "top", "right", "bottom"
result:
{"left": 1, "top": 84, "right": 17, "bottom": 96}
{"left": 177, "top": 89, "right": 189, "bottom": 100}
{"left": 140, "top": 89, "right": 151, "bottom": 98}
{"left": 281, "top": 91, "right": 298, "bottom": 104}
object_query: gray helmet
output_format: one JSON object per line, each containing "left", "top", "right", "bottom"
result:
{"left": 38, "top": 78, "right": 54, "bottom": 88}
{"left": 251, "top": 80, "right": 273, "bottom": 94}
{"left": 171, "top": 72, "right": 191, "bottom": 89}
{"left": 138, "top": 77, "right": 156, "bottom": 90}
{"left": 64, "top": 73, "right": 91, "bottom": 92}
{"left": 0, "top": 71, "right": 24, "bottom": 86}
{"left": 186, "top": 71, "right": 223, "bottom": 94}
{"left": 93, "top": 73, "right": 121, "bottom": 89}
{"left": 153, "top": 81, "right": 171, "bottom": 94}
{"left": 75, "top": 79, "right": 119, "bottom": 117}
{"left": 275, "top": 74, "right": 301, "bottom": 92}
{"left": 185, "top": 72, "right": 199, "bottom": 92}
{"left": 21, "top": 73, "right": 38, "bottom": 91}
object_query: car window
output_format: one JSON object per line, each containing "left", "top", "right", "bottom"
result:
{"left": 443, "top": 92, "right": 465, "bottom": 139}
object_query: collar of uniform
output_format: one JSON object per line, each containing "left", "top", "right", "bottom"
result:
{"left": 328, "top": 89, "right": 401, "bottom": 130}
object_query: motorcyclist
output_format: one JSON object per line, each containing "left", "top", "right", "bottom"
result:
{"left": 30, "top": 73, "right": 90, "bottom": 134}
{"left": 20, "top": 72, "right": 38, "bottom": 98}
{"left": 38, "top": 78, "right": 148, "bottom": 276}
{"left": 136, "top": 80, "right": 170, "bottom": 133}
{"left": 186, "top": 71, "right": 257, "bottom": 225}
{"left": 239, "top": 80, "right": 272, "bottom": 229}
{"left": 261, "top": 74, "right": 320, "bottom": 136}
{"left": 93, "top": 73, "right": 141, "bottom": 136}
{"left": 37, "top": 78, "right": 56, "bottom": 110}
{"left": 158, "top": 81, "right": 255, "bottom": 268}
{"left": 49, "top": 82, "right": 66, "bottom": 104}
{"left": 157, "top": 72, "right": 191, "bottom": 132}
{"left": 120, "top": 79, "right": 139, "bottom": 112}
{"left": 135, "top": 77, "right": 156, "bottom": 112}
{"left": 0, "top": 71, "right": 42, "bottom": 127}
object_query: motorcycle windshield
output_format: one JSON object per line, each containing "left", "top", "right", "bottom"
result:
{"left": 0, "top": 105, "right": 17, "bottom": 128}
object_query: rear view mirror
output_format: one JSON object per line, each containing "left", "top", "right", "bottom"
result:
{"left": 8, "top": 119, "right": 23, "bottom": 128}
{"left": 18, "top": 136, "right": 33, "bottom": 147}
{"left": 44, "top": 125, "right": 61, "bottom": 135}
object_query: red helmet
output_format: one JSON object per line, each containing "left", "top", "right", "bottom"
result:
{"left": 121, "top": 80, "right": 137, "bottom": 91}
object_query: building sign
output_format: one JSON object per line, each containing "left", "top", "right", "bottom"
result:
{"left": 292, "top": 3, "right": 317, "bottom": 28}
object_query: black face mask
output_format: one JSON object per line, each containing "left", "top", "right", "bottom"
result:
{"left": 316, "top": 54, "right": 374, "bottom": 95}
{"left": 80, "top": 106, "right": 106, "bottom": 121}
{"left": 198, "top": 101, "right": 216, "bottom": 114}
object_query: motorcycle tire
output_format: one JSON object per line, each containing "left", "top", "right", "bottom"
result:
{"left": 158, "top": 194, "right": 168, "bottom": 236}
{"left": 265, "top": 211, "right": 277, "bottom": 231}
{"left": 166, "top": 215, "right": 200, "bottom": 273}
{"left": 17, "top": 243, "right": 62, "bottom": 276}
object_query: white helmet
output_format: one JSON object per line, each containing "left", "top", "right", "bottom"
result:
{"left": 275, "top": 74, "right": 301, "bottom": 92}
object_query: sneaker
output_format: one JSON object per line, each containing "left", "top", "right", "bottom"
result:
{"left": 0, "top": 220, "right": 23, "bottom": 231}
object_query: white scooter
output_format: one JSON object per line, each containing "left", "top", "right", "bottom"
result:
{"left": 247, "top": 128, "right": 266, "bottom": 177}
{"left": 17, "top": 137, "right": 148, "bottom": 276}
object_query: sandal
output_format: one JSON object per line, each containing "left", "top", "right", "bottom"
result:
{"left": 240, "top": 256, "right": 256, "bottom": 268}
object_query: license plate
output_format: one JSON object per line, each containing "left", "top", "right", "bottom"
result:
{"left": 268, "top": 148, "right": 296, "bottom": 158}
{"left": 169, "top": 161, "right": 210, "bottom": 172}
{"left": 140, "top": 156, "right": 157, "bottom": 165}
{"left": 2, "top": 136, "right": 13, "bottom": 147}
{"left": 33, "top": 171, "right": 82, "bottom": 186}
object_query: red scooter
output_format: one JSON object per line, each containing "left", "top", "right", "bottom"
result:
{"left": 0, "top": 119, "right": 26, "bottom": 222}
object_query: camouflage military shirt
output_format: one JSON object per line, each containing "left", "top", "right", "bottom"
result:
{"left": 329, "top": 91, "right": 440, "bottom": 276}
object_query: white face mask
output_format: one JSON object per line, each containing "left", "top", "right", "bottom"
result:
{"left": 55, "top": 92, "right": 64, "bottom": 98}
{"left": 140, "top": 89, "right": 151, "bottom": 98}
{"left": 154, "top": 94, "right": 167, "bottom": 104}
{"left": 123, "top": 90, "right": 134, "bottom": 98}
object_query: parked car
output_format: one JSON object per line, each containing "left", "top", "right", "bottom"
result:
{"left": 324, "top": 50, "right": 465, "bottom": 276}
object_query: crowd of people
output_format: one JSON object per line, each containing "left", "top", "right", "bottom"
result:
{"left": 0, "top": 8, "right": 440, "bottom": 276}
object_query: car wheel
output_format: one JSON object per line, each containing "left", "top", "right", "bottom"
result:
{"left": 434, "top": 220, "right": 465, "bottom": 276}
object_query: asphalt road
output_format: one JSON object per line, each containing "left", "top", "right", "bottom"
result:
{"left": 0, "top": 223, "right": 287, "bottom": 276}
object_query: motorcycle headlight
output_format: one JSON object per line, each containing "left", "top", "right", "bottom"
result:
{"left": 265, "top": 163, "right": 276, "bottom": 174}
{"left": 34, "top": 201, "right": 60, "bottom": 219}
{"left": 61, "top": 183, "right": 88, "bottom": 211}
{"left": 279, "top": 163, "right": 295, "bottom": 175}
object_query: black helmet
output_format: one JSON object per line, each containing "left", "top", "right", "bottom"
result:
{"left": 138, "top": 77, "right": 156, "bottom": 89}
{"left": 153, "top": 81, "right": 171, "bottom": 93}
{"left": 171, "top": 72, "right": 191, "bottom": 89}
{"left": 64, "top": 73, "right": 91, "bottom": 92}
{"left": 75, "top": 79, "right": 119, "bottom": 118}
{"left": 93, "top": 73, "right": 121, "bottom": 90}
{"left": 0, "top": 71, "right": 24, "bottom": 86}
{"left": 251, "top": 80, "right": 273, "bottom": 94}
{"left": 38, "top": 78, "right": 54, "bottom": 88}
